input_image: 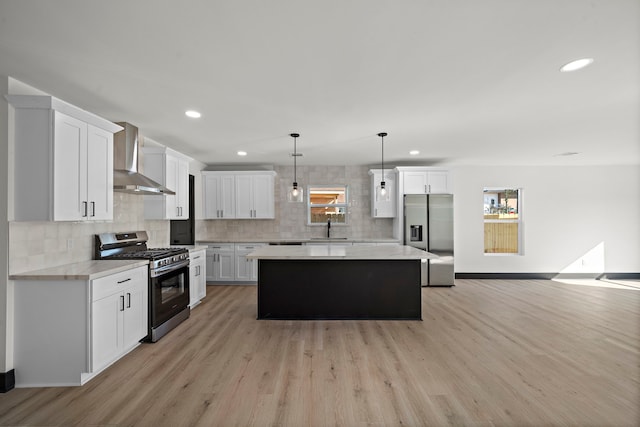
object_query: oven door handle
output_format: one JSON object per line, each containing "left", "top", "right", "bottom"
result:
{"left": 150, "top": 259, "right": 190, "bottom": 277}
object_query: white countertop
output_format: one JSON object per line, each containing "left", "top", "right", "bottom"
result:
{"left": 171, "top": 245, "right": 208, "bottom": 252}
{"left": 246, "top": 245, "right": 436, "bottom": 260}
{"left": 9, "top": 260, "right": 149, "bottom": 281}
{"left": 197, "top": 238, "right": 402, "bottom": 244}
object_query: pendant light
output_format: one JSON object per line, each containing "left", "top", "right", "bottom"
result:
{"left": 288, "top": 133, "right": 304, "bottom": 203}
{"left": 376, "top": 132, "right": 390, "bottom": 202}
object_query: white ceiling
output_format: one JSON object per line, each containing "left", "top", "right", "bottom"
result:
{"left": 1, "top": 0, "right": 638, "bottom": 167}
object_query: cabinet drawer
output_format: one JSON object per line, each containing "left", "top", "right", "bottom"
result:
{"left": 92, "top": 266, "right": 147, "bottom": 301}
{"left": 207, "top": 243, "right": 234, "bottom": 252}
{"left": 235, "top": 243, "right": 265, "bottom": 251}
{"left": 189, "top": 249, "right": 206, "bottom": 261}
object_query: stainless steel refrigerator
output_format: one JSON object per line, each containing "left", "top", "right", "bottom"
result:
{"left": 404, "top": 194, "right": 454, "bottom": 287}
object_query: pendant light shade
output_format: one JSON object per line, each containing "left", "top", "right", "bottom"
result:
{"left": 288, "top": 133, "right": 304, "bottom": 203}
{"left": 376, "top": 132, "right": 390, "bottom": 202}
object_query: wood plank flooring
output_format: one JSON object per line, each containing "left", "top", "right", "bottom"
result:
{"left": 1, "top": 279, "right": 638, "bottom": 426}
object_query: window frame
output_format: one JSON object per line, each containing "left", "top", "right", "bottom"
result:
{"left": 306, "top": 184, "right": 349, "bottom": 225}
{"left": 483, "top": 187, "right": 523, "bottom": 256}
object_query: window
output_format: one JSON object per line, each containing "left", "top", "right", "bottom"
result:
{"left": 308, "top": 185, "right": 348, "bottom": 224}
{"left": 483, "top": 188, "right": 522, "bottom": 254}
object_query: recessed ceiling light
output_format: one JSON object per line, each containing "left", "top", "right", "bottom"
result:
{"left": 237, "top": 151, "right": 247, "bottom": 156}
{"left": 409, "top": 150, "right": 420, "bottom": 156}
{"left": 554, "top": 152, "right": 580, "bottom": 157}
{"left": 185, "top": 110, "right": 201, "bottom": 118}
{"left": 560, "top": 58, "right": 594, "bottom": 72}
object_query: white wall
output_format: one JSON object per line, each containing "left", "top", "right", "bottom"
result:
{"left": 453, "top": 165, "right": 640, "bottom": 274}
{"left": 1, "top": 76, "right": 11, "bottom": 375}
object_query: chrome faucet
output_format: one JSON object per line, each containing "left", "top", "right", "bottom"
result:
{"left": 327, "top": 217, "right": 331, "bottom": 238}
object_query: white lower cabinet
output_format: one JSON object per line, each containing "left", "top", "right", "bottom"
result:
{"left": 189, "top": 249, "right": 207, "bottom": 308}
{"left": 206, "top": 243, "right": 265, "bottom": 283}
{"left": 235, "top": 244, "right": 264, "bottom": 281}
{"left": 13, "top": 265, "right": 148, "bottom": 387}
{"left": 92, "top": 268, "right": 147, "bottom": 373}
{"left": 206, "top": 244, "right": 235, "bottom": 282}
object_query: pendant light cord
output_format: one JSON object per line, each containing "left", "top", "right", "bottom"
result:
{"left": 378, "top": 132, "right": 387, "bottom": 178}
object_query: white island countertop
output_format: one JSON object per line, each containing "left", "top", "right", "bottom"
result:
{"left": 246, "top": 244, "right": 437, "bottom": 260}
{"left": 9, "top": 260, "right": 149, "bottom": 281}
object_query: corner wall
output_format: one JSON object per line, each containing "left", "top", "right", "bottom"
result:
{"left": 1, "top": 76, "right": 13, "bottom": 388}
{"left": 452, "top": 165, "right": 640, "bottom": 275}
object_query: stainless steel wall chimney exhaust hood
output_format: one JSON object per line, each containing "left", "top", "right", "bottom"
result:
{"left": 113, "top": 122, "right": 175, "bottom": 195}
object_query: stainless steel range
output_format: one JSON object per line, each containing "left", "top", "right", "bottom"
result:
{"left": 95, "top": 231, "right": 190, "bottom": 342}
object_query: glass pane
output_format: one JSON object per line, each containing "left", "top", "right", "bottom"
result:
{"left": 310, "top": 206, "right": 346, "bottom": 224}
{"left": 483, "top": 189, "right": 519, "bottom": 220}
{"left": 309, "top": 187, "right": 346, "bottom": 205}
{"left": 484, "top": 222, "right": 519, "bottom": 253}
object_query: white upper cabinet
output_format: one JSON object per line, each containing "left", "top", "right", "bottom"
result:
{"left": 397, "top": 167, "right": 451, "bottom": 194}
{"left": 202, "top": 172, "right": 236, "bottom": 219}
{"left": 142, "top": 145, "right": 192, "bottom": 220}
{"left": 202, "top": 171, "right": 275, "bottom": 219}
{"left": 368, "top": 169, "right": 397, "bottom": 218}
{"left": 6, "top": 95, "right": 121, "bottom": 221}
{"left": 235, "top": 172, "right": 275, "bottom": 219}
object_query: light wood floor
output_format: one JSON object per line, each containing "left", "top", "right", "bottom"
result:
{"left": 1, "top": 279, "right": 639, "bottom": 427}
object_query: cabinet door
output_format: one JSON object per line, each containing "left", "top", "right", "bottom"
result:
{"left": 189, "top": 251, "right": 206, "bottom": 306}
{"left": 53, "top": 111, "right": 87, "bottom": 221}
{"left": 165, "top": 155, "right": 179, "bottom": 219}
{"left": 235, "top": 251, "right": 253, "bottom": 281}
{"left": 218, "top": 252, "right": 236, "bottom": 281}
{"left": 426, "top": 171, "right": 450, "bottom": 194}
{"left": 176, "top": 159, "right": 190, "bottom": 218}
{"left": 86, "top": 125, "right": 113, "bottom": 220}
{"left": 206, "top": 250, "right": 216, "bottom": 281}
{"left": 219, "top": 175, "right": 236, "bottom": 218}
{"left": 122, "top": 282, "right": 147, "bottom": 350}
{"left": 235, "top": 175, "right": 253, "bottom": 219}
{"left": 252, "top": 175, "right": 274, "bottom": 218}
{"left": 92, "top": 292, "right": 122, "bottom": 372}
{"left": 371, "top": 171, "right": 397, "bottom": 218}
{"left": 403, "top": 171, "right": 428, "bottom": 194}
{"left": 197, "top": 262, "right": 206, "bottom": 299}
{"left": 203, "top": 174, "right": 236, "bottom": 219}
{"left": 203, "top": 175, "right": 221, "bottom": 219}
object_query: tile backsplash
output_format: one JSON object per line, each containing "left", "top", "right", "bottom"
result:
{"left": 196, "top": 165, "right": 393, "bottom": 241}
{"left": 9, "top": 192, "right": 169, "bottom": 275}
{"left": 9, "top": 165, "right": 392, "bottom": 274}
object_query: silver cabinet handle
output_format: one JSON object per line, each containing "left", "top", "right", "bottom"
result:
{"left": 424, "top": 185, "right": 427, "bottom": 193}
{"left": 82, "top": 201, "right": 88, "bottom": 217}
{"left": 193, "top": 255, "right": 201, "bottom": 260}
{"left": 117, "top": 278, "right": 131, "bottom": 284}
{"left": 120, "top": 295, "right": 125, "bottom": 311}
{"left": 127, "top": 292, "right": 131, "bottom": 308}
{"left": 91, "top": 201, "right": 95, "bottom": 217}
{"left": 375, "top": 208, "right": 378, "bottom": 216}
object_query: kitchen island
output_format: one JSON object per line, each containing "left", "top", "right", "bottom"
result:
{"left": 247, "top": 245, "right": 436, "bottom": 320}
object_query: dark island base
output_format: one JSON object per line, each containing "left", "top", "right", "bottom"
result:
{"left": 257, "top": 259, "right": 422, "bottom": 320}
